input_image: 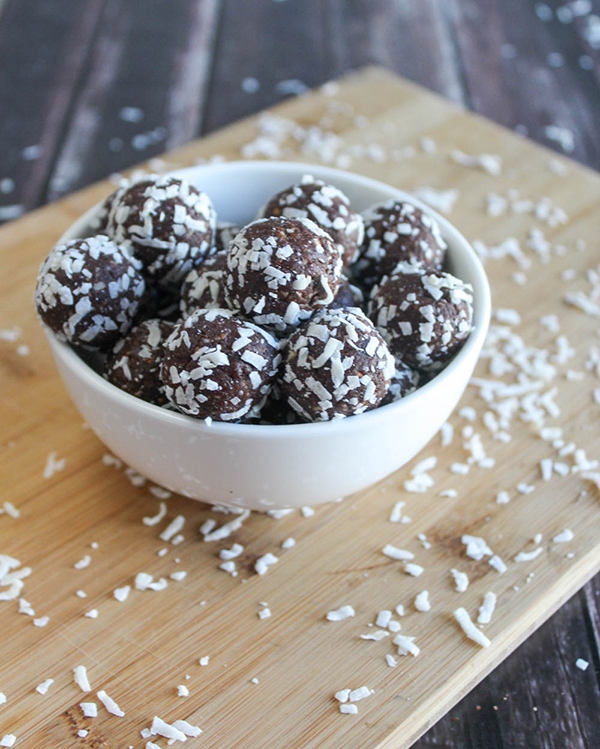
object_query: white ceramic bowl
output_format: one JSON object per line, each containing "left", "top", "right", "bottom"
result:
{"left": 44, "top": 161, "right": 491, "bottom": 510}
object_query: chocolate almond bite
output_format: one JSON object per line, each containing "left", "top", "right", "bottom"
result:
{"left": 369, "top": 262, "right": 473, "bottom": 371}
{"left": 356, "top": 200, "right": 446, "bottom": 287}
{"left": 106, "top": 319, "right": 174, "bottom": 406}
{"left": 328, "top": 276, "right": 364, "bottom": 310}
{"left": 107, "top": 174, "right": 216, "bottom": 287}
{"left": 259, "top": 175, "right": 364, "bottom": 266}
{"left": 161, "top": 308, "right": 281, "bottom": 422}
{"left": 180, "top": 250, "right": 227, "bottom": 317}
{"left": 381, "top": 360, "right": 420, "bottom": 406}
{"left": 224, "top": 217, "right": 343, "bottom": 334}
{"left": 280, "top": 307, "right": 395, "bottom": 422}
{"left": 34, "top": 235, "right": 146, "bottom": 350}
{"left": 214, "top": 222, "right": 240, "bottom": 253}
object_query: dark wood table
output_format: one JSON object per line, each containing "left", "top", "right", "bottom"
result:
{"left": 1, "top": 1, "right": 599, "bottom": 746}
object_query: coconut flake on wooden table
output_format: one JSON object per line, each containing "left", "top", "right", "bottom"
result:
{"left": 74, "top": 555, "right": 91, "bottom": 570}
{"left": 203, "top": 510, "right": 251, "bottom": 542}
{"left": 35, "top": 678, "right": 54, "bottom": 695}
{"left": 219, "top": 560, "right": 237, "bottom": 576}
{"left": 514, "top": 547, "right": 544, "bottom": 562}
{"left": 97, "top": 690, "right": 125, "bottom": 717}
{"left": 148, "top": 485, "right": 172, "bottom": 500}
{"left": 170, "top": 570, "right": 187, "bottom": 581}
{"left": 73, "top": 665, "right": 91, "bottom": 692}
{"left": 393, "top": 634, "right": 420, "bottom": 657}
{"left": 149, "top": 716, "right": 186, "bottom": 741}
{"left": 80, "top": 702, "right": 97, "bottom": 717}
{"left": 412, "top": 187, "right": 460, "bottom": 215}
{"left": 340, "top": 704, "right": 358, "bottom": 714}
{"left": 0, "top": 735, "right": 16, "bottom": 747}
{"left": 301, "top": 506, "right": 315, "bottom": 517}
{"left": 404, "top": 563, "right": 424, "bottom": 577}
{"left": 414, "top": 591, "right": 431, "bottom": 612}
{"left": 177, "top": 685, "right": 189, "bottom": 698}
{"left": 172, "top": 719, "right": 202, "bottom": 737}
{"left": 450, "top": 149, "right": 502, "bottom": 175}
{"left": 281, "top": 537, "right": 296, "bottom": 549}
{"left": 134, "top": 572, "right": 168, "bottom": 591}
{"left": 219, "top": 543, "right": 244, "bottom": 560}
{"left": 258, "top": 606, "right": 272, "bottom": 620}
{"left": 142, "top": 502, "right": 168, "bottom": 526}
{"left": 159, "top": 515, "right": 185, "bottom": 542}
{"left": 477, "top": 592, "right": 497, "bottom": 624}
{"left": 361, "top": 629, "right": 390, "bottom": 641}
{"left": 113, "top": 585, "right": 131, "bottom": 602}
{"left": 326, "top": 605, "right": 355, "bottom": 622}
{"left": 0, "top": 502, "right": 20, "bottom": 519}
{"left": 255, "top": 552, "right": 278, "bottom": 575}
{"left": 43, "top": 452, "right": 65, "bottom": 479}
{"left": 575, "top": 658, "right": 589, "bottom": 671}
{"left": 382, "top": 544, "right": 414, "bottom": 561}
{"left": 33, "top": 616, "right": 49, "bottom": 627}
{"left": 553, "top": 529, "right": 574, "bottom": 543}
{"left": 462, "top": 535, "right": 493, "bottom": 560}
{"left": 199, "top": 656, "right": 209, "bottom": 666}
{"left": 454, "top": 608, "right": 491, "bottom": 648}
{"left": 451, "top": 569, "right": 470, "bottom": 592}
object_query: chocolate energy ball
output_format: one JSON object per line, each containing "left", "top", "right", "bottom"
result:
{"left": 215, "top": 222, "right": 240, "bottom": 253}
{"left": 357, "top": 200, "right": 447, "bottom": 287}
{"left": 135, "top": 283, "right": 181, "bottom": 324}
{"left": 180, "top": 250, "right": 227, "bottom": 317}
{"left": 107, "top": 174, "right": 216, "bottom": 287}
{"left": 369, "top": 262, "right": 474, "bottom": 370}
{"left": 280, "top": 307, "right": 395, "bottom": 421}
{"left": 35, "top": 235, "right": 146, "bottom": 350}
{"left": 106, "top": 319, "right": 174, "bottom": 406}
{"left": 381, "top": 360, "right": 420, "bottom": 406}
{"left": 224, "top": 217, "right": 343, "bottom": 334}
{"left": 259, "top": 175, "right": 364, "bottom": 266}
{"left": 161, "top": 308, "right": 281, "bottom": 422}
{"left": 329, "top": 276, "right": 364, "bottom": 310}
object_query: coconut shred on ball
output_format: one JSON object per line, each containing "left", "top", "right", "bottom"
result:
{"left": 280, "top": 307, "right": 395, "bottom": 421}
{"left": 180, "top": 250, "right": 227, "bottom": 317}
{"left": 161, "top": 308, "right": 280, "bottom": 422}
{"left": 224, "top": 217, "right": 343, "bottom": 333}
{"left": 107, "top": 174, "right": 216, "bottom": 286}
{"left": 369, "top": 262, "right": 474, "bottom": 370}
{"left": 106, "top": 319, "right": 174, "bottom": 406}
{"left": 259, "top": 175, "right": 364, "bottom": 266}
{"left": 356, "top": 199, "right": 446, "bottom": 287}
{"left": 34, "top": 235, "right": 146, "bottom": 350}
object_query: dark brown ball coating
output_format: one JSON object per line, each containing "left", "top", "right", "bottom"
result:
{"left": 280, "top": 307, "right": 394, "bottom": 422}
{"left": 180, "top": 250, "right": 227, "bottom": 317}
{"left": 381, "top": 359, "right": 420, "bottom": 405}
{"left": 259, "top": 175, "right": 364, "bottom": 266}
{"left": 356, "top": 200, "right": 446, "bottom": 287}
{"left": 107, "top": 174, "right": 216, "bottom": 287}
{"left": 215, "top": 222, "right": 240, "bottom": 253}
{"left": 328, "top": 276, "right": 364, "bottom": 310}
{"left": 224, "top": 217, "right": 343, "bottom": 334}
{"left": 135, "top": 283, "right": 181, "bottom": 324}
{"left": 368, "top": 262, "right": 474, "bottom": 370}
{"left": 88, "top": 190, "right": 119, "bottom": 234}
{"left": 105, "top": 319, "right": 174, "bottom": 405}
{"left": 34, "top": 235, "right": 146, "bottom": 350}
{"left": 161, "top": 308, "right": 281, "bottom": 422}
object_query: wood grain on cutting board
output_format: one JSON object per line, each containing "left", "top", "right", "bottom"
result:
{"left": 1, "top": 68, "right": 599, "bottom": 749}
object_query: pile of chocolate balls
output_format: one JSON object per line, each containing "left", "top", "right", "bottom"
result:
{"left": 35, "top": 173, "right": 473, "bottom": 424}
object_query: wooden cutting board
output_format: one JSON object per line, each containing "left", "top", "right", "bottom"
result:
{"left": 1, "top": 67, "right": 599, "bottom": 749}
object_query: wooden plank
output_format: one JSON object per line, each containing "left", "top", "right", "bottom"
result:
{"left": 1, "top": 66, "right": 600, "bottom": 749}
{"left": 0, "top": 0, "right": 106, "bottom": 216}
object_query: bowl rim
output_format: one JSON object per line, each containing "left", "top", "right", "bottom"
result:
{"left": 45, "top": 159, "right": 491, "bottom": 439}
